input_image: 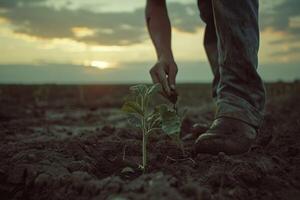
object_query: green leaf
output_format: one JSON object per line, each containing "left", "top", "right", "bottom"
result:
{"left": 147, "top": 109, "right": 161, "bottom": 129}
{"left": 150, "top": 115, "right": 161, "bottom": 129}
{"left": 121, "top": 101, "right": 143, "bottom": 116}
{"left": 127, "top": 114, "right": 142, "bottom": 128}
{"left": 159, "top": 104, "right": 181, "bottom": 136}
{"left": 129, "top": 84, "right": 148, "bottom": 96}
{"left": 147, "top": 83, "right": 161, "bottom": 96}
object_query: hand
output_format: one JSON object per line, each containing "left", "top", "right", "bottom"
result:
{"left": 149, "top": 59, "right": 178, "bottom": 101}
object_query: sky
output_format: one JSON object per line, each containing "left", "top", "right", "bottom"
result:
{"left": 0, "top": 0, "right": 299, "bottom": 84}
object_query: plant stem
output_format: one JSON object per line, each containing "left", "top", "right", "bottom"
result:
{"left": 142, "top": 129, "right": 147, "bottom": 172}
{"left": 141, "top": 94, "right": 147, "bottom": 172}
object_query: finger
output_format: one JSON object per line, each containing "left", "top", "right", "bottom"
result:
{"left": 167, "top": 64, "right": 178, "bottom": 91}
{"left": 150, "top": 68, "right": 159, "bottom": 84}
{"left": 168, "top": 90, "right": 178, "bottom": 104}
{"left": 157, "top": 68, "right": 171, "bottom": 96}
{"left": 159, "top": 91, "right": 169, "bottom": 100}
{"left": 150, "top": 68, "right": 167, "bottom": 98}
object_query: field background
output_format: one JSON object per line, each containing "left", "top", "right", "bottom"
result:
{"left": 0, "top": 82, "right": 299, "bottom": 200}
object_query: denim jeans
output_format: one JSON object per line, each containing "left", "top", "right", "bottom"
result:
{"left": 197, "top": 0, "right": 266, "bottom": 128}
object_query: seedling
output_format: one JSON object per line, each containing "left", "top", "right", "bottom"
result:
{"left": 122, "top": 84, "right": 182, "bottom": 172}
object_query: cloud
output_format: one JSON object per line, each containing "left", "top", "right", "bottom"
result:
{"left": 0, "top": 0, "right": 299, "bottom": 48}
{"left": 0, "top": 0, "right": 201, "bottom": 46}
{"left": 167, "top": 3, "right": 202, "bottom": 33}
{"left": 0, "top": 0, "right": 40, "bottom": 8}
{"left": 271, "top": 46, "right": 300, "bottom": 57}
{"left": 260, "top": 0, "right": 300, "bottom": 43}
{"left": 0, "top": 0, "right": 146, "bottom": 45}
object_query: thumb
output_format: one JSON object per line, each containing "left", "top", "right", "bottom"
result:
{"left": 167, "top": 64, "right": 178, "bottom": 91}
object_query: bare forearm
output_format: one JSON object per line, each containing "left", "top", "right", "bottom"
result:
{"left": 145, "top": 0, "right": 174, "bottom": 61}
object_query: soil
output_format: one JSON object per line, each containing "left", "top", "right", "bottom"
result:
{"left": 0, "top": 83, "right": 299, "bottom": 200}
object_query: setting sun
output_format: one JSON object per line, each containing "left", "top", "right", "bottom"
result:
{"left": 88, "top": 60, "right": 111, "bottom": 70}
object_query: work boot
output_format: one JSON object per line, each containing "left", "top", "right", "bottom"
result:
{"left": 194, "top": 117, "right": 257, "bottom": 155}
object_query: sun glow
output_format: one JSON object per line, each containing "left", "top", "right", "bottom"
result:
{"left": 85, "top": 60, "right": 112, "bottom": 70}
{"left": 72, "top": 27, "right": 95, "bottom": 38}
